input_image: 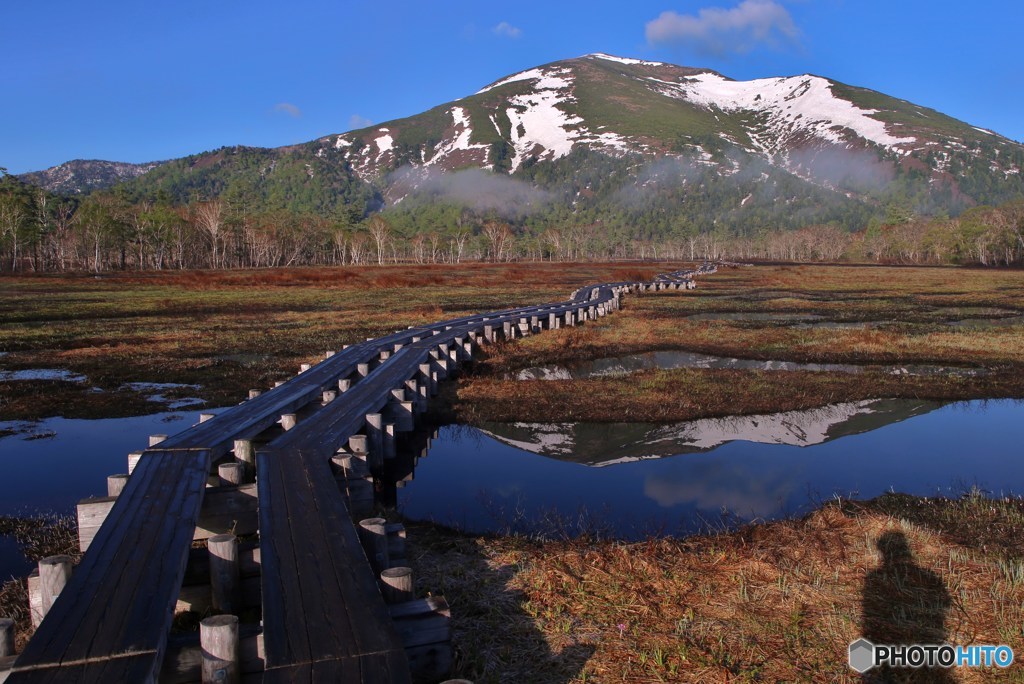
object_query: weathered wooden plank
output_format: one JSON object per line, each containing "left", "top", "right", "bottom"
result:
{"left": 262, "top": 649, "right": 410, "bottom": 684}
{"left": 6, "top": 652, "right": 161, "bottom": 683}
{"left": 10, "top": 450, "right": 209, "bottom": 681}
{"left": 77, "top": 483, "right": 258, "bottom": 551}
{"left": 257, "top": 447, "right": 410, "bottom": 681}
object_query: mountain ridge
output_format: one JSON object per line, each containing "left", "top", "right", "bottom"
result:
{"left": 16, "top": 53, "right": 1024, "bottom": 233}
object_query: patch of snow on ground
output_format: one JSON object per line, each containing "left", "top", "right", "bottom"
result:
{"left": 334, "top": 137, "right": 352, "bottom": 149}
{"left": 973, "top": 126, "right": 995, "bottom": 136}
{"left": 650, "top": 73, "right": 916, "bottom": 153}
{"left": 587, "top": 53, "right": 665, "bottom": 67}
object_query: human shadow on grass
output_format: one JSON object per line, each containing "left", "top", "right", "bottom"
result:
{"left": 861, "top": 531, "right": 956, "bottom": 683}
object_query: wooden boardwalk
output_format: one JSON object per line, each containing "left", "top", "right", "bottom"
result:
{"left": 2, "top": 265, "right": 712, "bottom": 683}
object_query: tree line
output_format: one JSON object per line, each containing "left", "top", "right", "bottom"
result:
{"left": 2, "top": 169, "right": 1022, "bottom": 272}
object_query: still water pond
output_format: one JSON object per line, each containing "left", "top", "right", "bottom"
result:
{"left": 397, "top": 399, "right": 1024, "bottom": 537}
{"left": 0, "top": 408, "right": 217, "bottom": 579}
{"left": 1, "top": 400, "right": 1022, "bottom": 577}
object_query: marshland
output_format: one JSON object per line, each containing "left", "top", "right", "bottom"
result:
{"left": 2, "top": 261, "right": 1023, "bottom": 682}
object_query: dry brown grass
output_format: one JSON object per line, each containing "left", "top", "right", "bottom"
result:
{"left": 0, "top": 262, "right": 683, "bottom": 421}
{"left": 412, "top": 492, "right": 1024, "bottom": 682}
{"left": 450, "top": 368, "right": 1024, "bottom": 423}
{"left": 452, "top": 264, "right": 1024, "bottom": 423}
{"left": 0, "top": 514, "right": 79, "bottom": 651}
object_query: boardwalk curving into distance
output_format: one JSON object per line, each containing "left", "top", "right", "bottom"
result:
{"left": 2, "top": 264, "right": 715, "bottom": 684}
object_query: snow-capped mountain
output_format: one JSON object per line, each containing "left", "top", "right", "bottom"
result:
{"left": 323, "top": 53, "right": 1021, "bottom": 194}
{"left": 19, "top": 54, "right": 1024, "bottom": 226}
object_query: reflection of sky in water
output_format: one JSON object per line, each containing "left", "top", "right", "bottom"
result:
{"left": 0, "top": 408, "right": 219, "bottom": 515}
{"left": 399, "top": 400, "right": 1024, "bottom": 539}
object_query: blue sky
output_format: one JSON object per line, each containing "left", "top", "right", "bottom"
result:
{"left": 3, "top": 0, "right": 1021, "bottom": 174}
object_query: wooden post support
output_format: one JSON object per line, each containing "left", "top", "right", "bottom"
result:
{"left": 0, "top": 617, "right": 15, "bottom": 658}
{"left": 365, "top": 413, "right": 384, "bottom": 469}
{"left": 483, "top": 324, "right": 495, "bottom": 343}
{"left": 357, "top": 363, "right": 370, "bottom": 377}
{"left": 280, "top": 414, "right": 297, "bottom": 431}
{"left": 384, "top": 423, "right": 396, "bottom": 460}
{"left": 199, "top": 413, "right": 215, "bottom": 423}
{"left": 530, "top": 314, "right": 540, "bottom": 331}
{"left": 106, "top": 474, "right": 129, "bottom": 497}
{"left": 358, "top": 518, "right": 389, "bottom": 574}
{"left": 418, "top": 363, "right": 436, "bottom": 396}
{"left": 349, "top": 434, "right": 368, "bottom": 453}
{"left": 432, "top": 356, "right": 448, "bottom": 380}
{"left": 149, "top": 434, "right": 168, "bottom": 447}
{"left": 502, "top": 321, "right": 512, "bottom": 339}
{"left": 127, "top": 451, "right": 142, "bottom": 474}
{"left": 299, "top": 362, "right": 312, "bottom": 373}
{"left": 338, "top": 377, "right": 351, "bottom": 393}
{"left": 208, "top": 534, "right": 239, "bottom": 614}
{"left": 233, "top": 439, "right": 254, "bottom": 471}
{"left": 380, "top": 350, "right": 391, "bottom": 362}
{"left": 323, "top": 389, "right": 338, "bottom": 403}
{"left": 273, "top": 380, "right": 285, "bottom": 388}
{"left": 380, "top": 567, "right": 414, "bottom": 604}
{"left": 389, "top": 390, "right": 415, "bottom": 432}
{"left": 39, "top": 555, "right": 73, "bottom": 617}
{"left": 247, "top": 389, "right": 262, "bottom": 399}
{"left": 200, "top": 614, "right": 240, "bottom": 684}
{"left": 404, "top": 379, "right": 423, "bottom": 414}
{"left": 218, "top": 463, "right": 244, "bottom": 487}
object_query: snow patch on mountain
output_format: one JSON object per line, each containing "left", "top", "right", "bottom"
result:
{"left": 486, "top": 66, "right": 634, "bottom": 170}
{"left": 374, "top": 130, "right": 394, "bottom": 158}
{"left": 587, "top": 53, "right": 665, "bottom": 67}
{"left": 650, "top": 72, "right": 916, "bottom": 153}
{"left": 425, "top": 106, "right": 492, "bottom": 167}
{"left": 478, "top": 67, "right": 573, "bottom": 94}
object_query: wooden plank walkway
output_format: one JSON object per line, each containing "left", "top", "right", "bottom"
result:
{"left": 6, "top": 265, "right": 712, "bottom": 683}
{"left": 9, "top": 450, "right": 210, "bottom": 682}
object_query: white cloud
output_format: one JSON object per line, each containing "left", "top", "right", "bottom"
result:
{"left": 646, "top": 0, "right": 799, "bottom": 55}
{"left": 348, "top": 114, "right": 373, "bottom": 130}
{"left": 492, "top": 21, "right": 522, "bottom": 39}
{"left": 273, "top": 102, "right": 302, "bottom": 118}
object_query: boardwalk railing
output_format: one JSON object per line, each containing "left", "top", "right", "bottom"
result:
{"left": 3, "top": 265, "right": 714, "bottom": 683}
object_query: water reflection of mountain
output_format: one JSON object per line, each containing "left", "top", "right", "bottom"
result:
{"left": 477, "top": 399, "right": 943, "bottom": 466}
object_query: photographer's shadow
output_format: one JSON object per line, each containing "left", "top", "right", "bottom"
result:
{"left": 862, "top": 531, "right": 956, "bottom": 683}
